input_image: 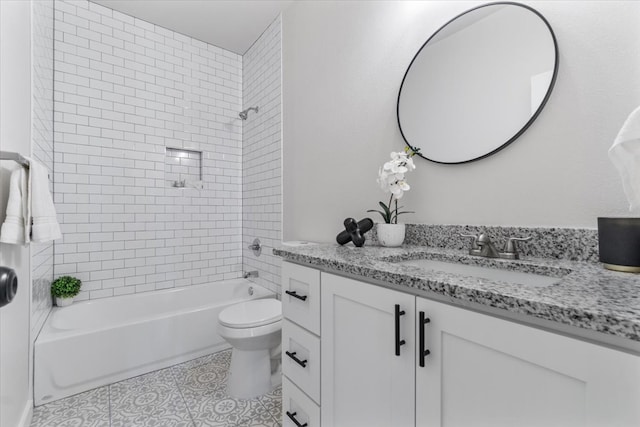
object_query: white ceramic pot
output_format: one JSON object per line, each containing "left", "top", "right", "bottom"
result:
{"left": 377, "top": 223, "right": 406, "bottom": 247}
{"left": 56, "top": 296, "right": 74, "bottom": 307}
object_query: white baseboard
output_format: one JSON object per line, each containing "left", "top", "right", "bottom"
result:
{"left": 17, "top": 399, "right": 33, "bottom": 427}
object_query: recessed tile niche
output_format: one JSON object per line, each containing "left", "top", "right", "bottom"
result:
{"left": 165, "top": 147, "right": 202, "bottom": 188}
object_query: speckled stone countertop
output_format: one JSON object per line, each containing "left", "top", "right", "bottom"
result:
{"left": 273, "top": 243, "right": 640, "bottom": 346}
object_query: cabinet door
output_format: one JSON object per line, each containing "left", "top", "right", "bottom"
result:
{"left": 321, "top": 273, "right": 415, "bottom": 427}
{"left": 416, "top": 297, "right": 640, "bottom": 427}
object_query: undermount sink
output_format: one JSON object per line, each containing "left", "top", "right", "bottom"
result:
{"left": 397, "top": 259, "right": 563, "bottom": 288}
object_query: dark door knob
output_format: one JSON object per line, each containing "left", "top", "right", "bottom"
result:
{"left": 0, "top": 266, "right": 18, "bottom": 308}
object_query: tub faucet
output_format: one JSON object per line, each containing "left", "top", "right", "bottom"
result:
{"left": 243, "top": 271, "right": 259, "bottom": 279}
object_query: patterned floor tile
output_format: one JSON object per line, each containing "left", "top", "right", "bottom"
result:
{"left": 30, "top": 349, "right": 281, "bottom": 427}
{"left": 30, "top": 386, "right": 110, "bottom": 427}
{"left": 172, "top": 358, "right": 230, "bottom": 401}
{"left": 110, "top": 368, "right": 194, "bottom": 427}
{"left": 173, "top": 350, "right": 232, "bottom": 374}
{"left": 258, "top": 385, "right": 282, "bottom": 423}
{"left": 191, "top": 397, "right": 278, "bottom": 427}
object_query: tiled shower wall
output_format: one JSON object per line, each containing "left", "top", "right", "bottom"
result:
{"left": 32, "top": 0, "right": 55, "bottom": 335}
{"left": 242, "top": 16, "right": 282, "bottom": 294}
{"left": 53, "top": 0, "right": 243, "bottom": 300}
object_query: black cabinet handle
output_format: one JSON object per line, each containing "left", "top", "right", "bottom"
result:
{"left": 394, "top": 304, "right": 406, "bottom": 356}
{"left": 419, "top": 311, "right": 431, "bottom": 367}
{"left": 285, "top": 350, "right": 308, "bottom": 368}
{"left": 285, "top": 290, "right": 308, "bottom": 301}
{"left": 286, "top": 411, "right": 308, "bottom": 427}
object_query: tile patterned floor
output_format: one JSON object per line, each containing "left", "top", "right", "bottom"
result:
{"left": 31, "top": 350, "right": 282, "bottom": 427}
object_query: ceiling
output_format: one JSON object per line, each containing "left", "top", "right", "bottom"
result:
{"left": 90, "top": 0, "right": 294, "bottom": 55}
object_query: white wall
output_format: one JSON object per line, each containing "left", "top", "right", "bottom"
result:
{"left": 242, "top": 16, "right": 282, "bottom": 294}
{"left": 282, "top": 1, "right": 640, "bottom": 242}
{"left": 0, "top": 1, "right": 34, "bottom": 425}
{"left": 53, "top": 0, "right": 244, "bottom": 300}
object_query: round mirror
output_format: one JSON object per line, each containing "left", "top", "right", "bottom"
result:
{"left": 397, "top": 2, "right": 558, "bottom": 164}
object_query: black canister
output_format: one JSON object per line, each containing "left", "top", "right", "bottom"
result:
{"left": 598, "top": 217, "right": 640, "bottom": 272}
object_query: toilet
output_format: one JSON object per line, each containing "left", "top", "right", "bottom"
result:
{"left": 218, "top": 298, "right": 282, "bottom": 399}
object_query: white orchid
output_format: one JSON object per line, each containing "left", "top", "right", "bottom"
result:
{"left": 368, "top": 147, "right": 420, "bottom": 224}
{"left": 377, "top": 168, "right": 389, "bottom": 191}
{"left": 389, "top": 180, "right": 410, "bottom": 198}
{"left": 384, "top": 160, "right": 408, "bottom": 174}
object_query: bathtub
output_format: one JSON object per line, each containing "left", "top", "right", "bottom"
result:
{"left": 34, "top": 279, "right": 275, "bottom": 405}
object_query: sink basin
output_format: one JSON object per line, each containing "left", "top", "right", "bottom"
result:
{"left": 398, "top": 259, "right": 562, "bottom": 288}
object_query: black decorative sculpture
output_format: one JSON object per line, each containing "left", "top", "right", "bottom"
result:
{"left": 336, "top": 218, "right": 374, "bottom": 247}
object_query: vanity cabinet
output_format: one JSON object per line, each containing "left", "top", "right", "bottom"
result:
{"left": 416, "top": 298, "right": 640, "bottom": 427}
{"left": 320, "top": 272, "right": 415, "bottom": 427}
{"left": 282, "top": 262, "right": 322, "bottom": 427}
{"left": 282, "top": 262, "right": 640, "bottom": 427}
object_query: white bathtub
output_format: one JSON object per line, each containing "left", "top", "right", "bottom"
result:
{"left": 34, "top": 279, "right": 275, "bottom": 405}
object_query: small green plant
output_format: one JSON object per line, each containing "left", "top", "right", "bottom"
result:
{"left": 51, "top": 276, "right": 82, "bottom": 299}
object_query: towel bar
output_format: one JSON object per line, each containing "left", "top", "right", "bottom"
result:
{"left": 0, "top": 151, "right": 30, "bottom": 168}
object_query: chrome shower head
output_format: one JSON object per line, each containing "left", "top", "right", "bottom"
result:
{"left": 239, "top": 106, "right": 259, "bottom": 120}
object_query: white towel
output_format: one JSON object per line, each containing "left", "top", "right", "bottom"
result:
{"left": 0, "top": 158, "right": 61, "bottom": 245}
{"left": 0, "top": 167, "right": 29, "bottom": 244}
{"left": 609, "top": 105, "right": 640, "bottom": 212}
{"left": 29, "top": 160, "right": 61, "bottom": 243}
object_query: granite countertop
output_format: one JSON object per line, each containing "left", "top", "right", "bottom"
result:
{"left": 274, "top": 243, "right": 640, "bottom": 346}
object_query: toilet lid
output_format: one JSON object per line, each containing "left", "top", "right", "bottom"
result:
{"left": 219, "top": 299, "right": 282, "bottom": 328}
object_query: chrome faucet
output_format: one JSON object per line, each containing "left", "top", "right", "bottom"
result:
{"left": 460, "top": 233, "right": 531, "bottom": 260}
{"left": 243, "top": 270, "right": 259, "bottom": 279}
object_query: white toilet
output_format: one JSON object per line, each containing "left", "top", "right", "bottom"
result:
{"left": 218, "top": 298, "right": 282, "bottom": 399}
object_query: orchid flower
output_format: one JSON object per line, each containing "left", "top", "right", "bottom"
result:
{"left": 368, "top": 147, "right": 420, "bottom": 224}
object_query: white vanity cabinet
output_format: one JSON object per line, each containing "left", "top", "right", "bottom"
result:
{"left": 282, "top": 261, "right": 640, "bottom": 427}
{"left": 282, "top": 262, "right": 322, "bottom": 427}
{"left": 416, "top": 297, "right": 640, "bottom": 427}
{"left": 320, "top": 272, "right": 416, "bottom": 427}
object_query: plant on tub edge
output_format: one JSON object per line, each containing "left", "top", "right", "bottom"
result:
{"left": 51, "top": 276, "right": 82, "bottom": 307}
{"left": 368, "top": 147, "right": 419, "bottom": 247}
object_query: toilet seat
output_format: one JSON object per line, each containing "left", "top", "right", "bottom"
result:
{"left": 219, "top": 299, "right": 282, "bottom": 328}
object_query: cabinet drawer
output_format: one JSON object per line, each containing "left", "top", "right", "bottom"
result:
{"left": 282, "top": 262, "right": 320, "bottom": 335}
{"left": 283, "top": 377, "right": 320, "bottom": 427}
{"left": 283, "top": 319, "right": 321, "bottom": 404}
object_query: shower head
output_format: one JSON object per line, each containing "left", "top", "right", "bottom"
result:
{"left": 239, "top": 106, "right": 259, "bottom": 120}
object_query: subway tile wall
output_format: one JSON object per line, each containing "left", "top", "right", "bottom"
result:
{"left": 242, "top": 16, "right": 282, "bottom": 294}
{"left": 32, "top": 0, "right": 55, "bottom": 336}
{"left": 53, "top": 0, "right": 243, "bottom": 300}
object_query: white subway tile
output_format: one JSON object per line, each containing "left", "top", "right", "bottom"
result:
{"left": 55, "top": 0, "right": 249, "bottom": 300}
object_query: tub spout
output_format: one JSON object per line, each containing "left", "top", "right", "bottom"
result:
{"left": 243, "top": 271, "right": 259, "bottom": 279}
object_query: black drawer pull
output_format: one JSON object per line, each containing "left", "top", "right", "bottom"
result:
{"left": 286, "top": 411, "right": 308, "bottom": 427}
{"left": 285, "top": 350, "right": 308, "bottom": 368}
{"left": 419, "top": 311, "right": 431, "bottom": 367}
{"left": 285, "top": 290, "right": 308, "bottom": 301}
{"left": 394, "top": 304, "right": 406, "bottom": 356}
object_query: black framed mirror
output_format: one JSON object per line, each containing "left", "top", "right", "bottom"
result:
{"left": 397, "top": 2, "right": 559, "bottom": 164}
